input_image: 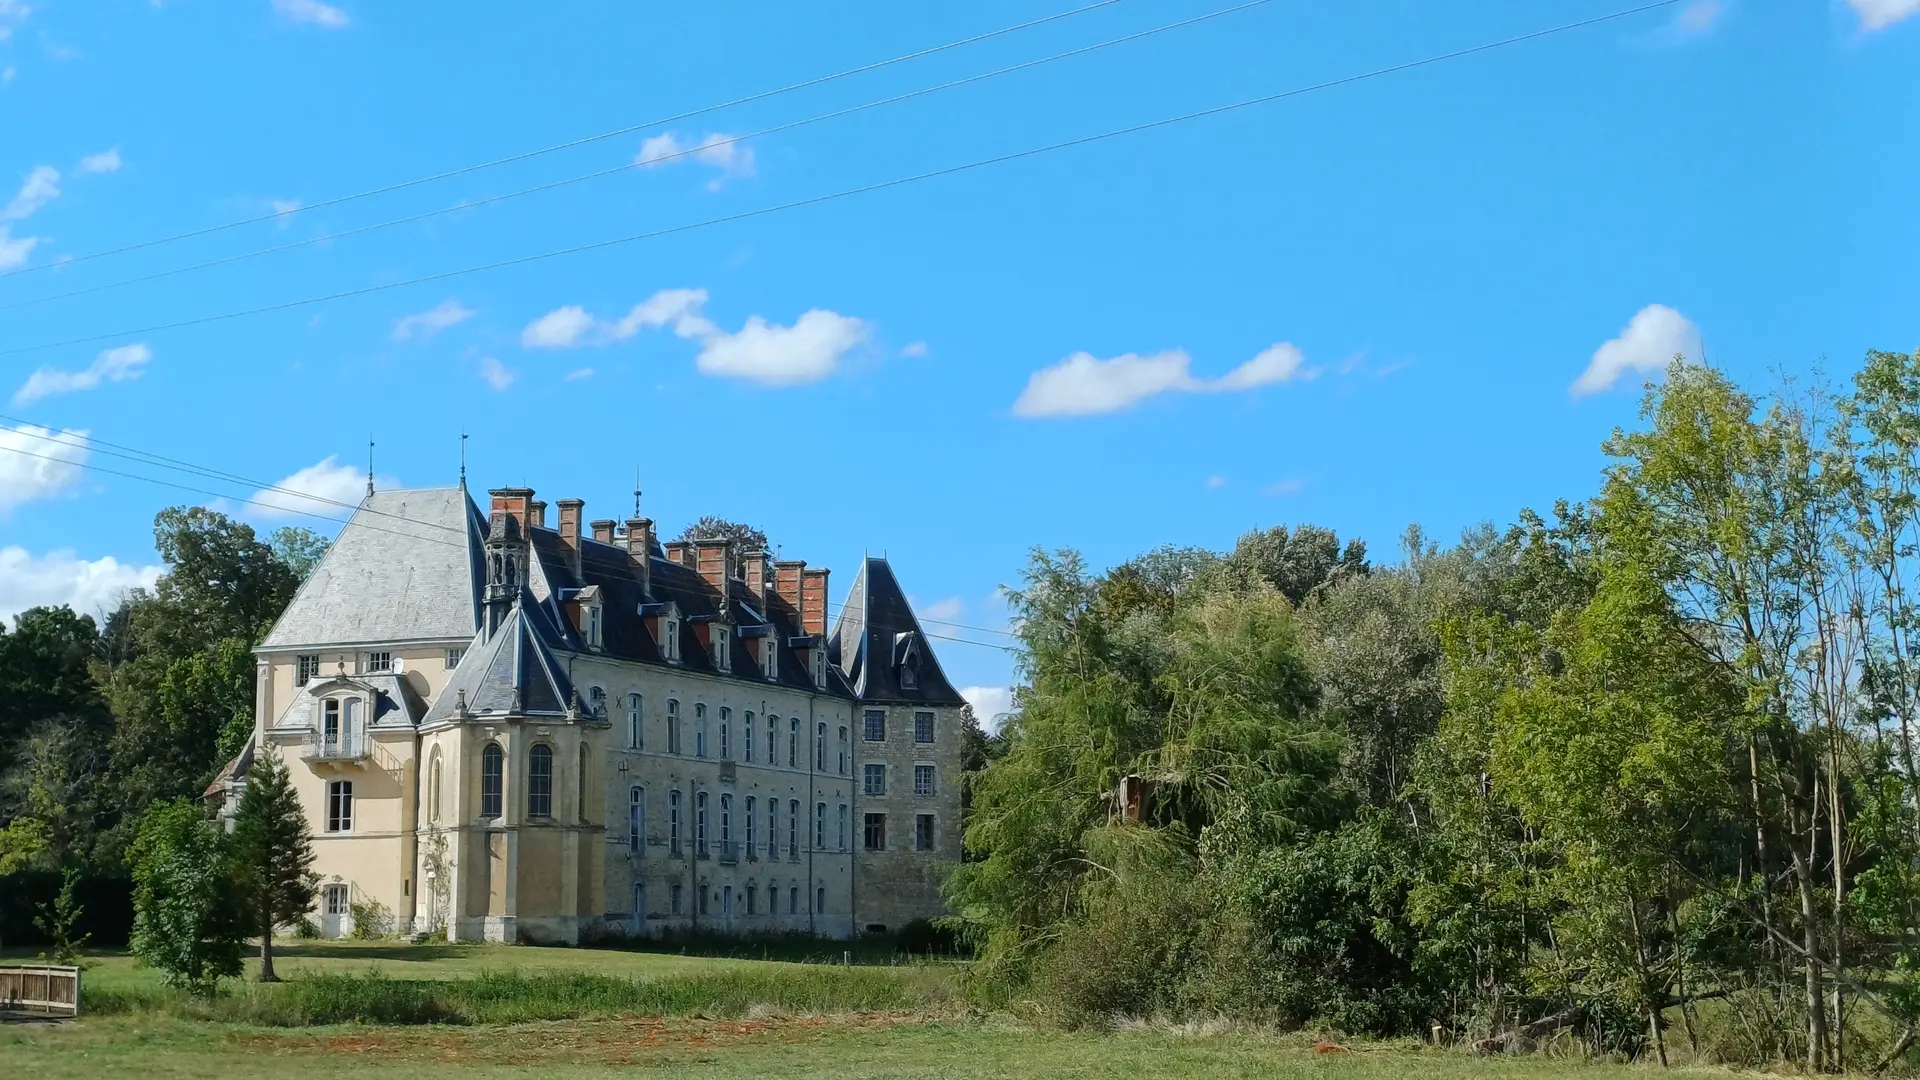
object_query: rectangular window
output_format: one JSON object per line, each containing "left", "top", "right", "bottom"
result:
{"left": 695, "top": 703, "right": 707, "bottom": 758}
{"left": 296, "top": 654, "right": 320, "bottom": 686}
{"left": 628, "top": 694, "right": 643, "bottom": 750}
{"left": 445, "top": 647, "right": 465, "bottom": 670}
{"left": 863, "top": 709, "right": 886, "bottom": 742}
{"left": 715, "top": 629, "right": 730, "bottom": 671}
{"left": 668, "top": 700, "right": 681, "bottom": 755}
{"left": 788, "top": 800, "right": 799, "bottom": 859}
{"left": 914, "top": 711, "right": 935, "bottom": 744}
{"left": 744, "top": 711, "right": 755, "bottom": 762}
{"left": 528, "top": 746, "right": 553, "bottom": 818}
{"left": 365, "top": 651, "right": 392, "bottom": 673}
{"left": 767, "top": 714, "right": 777, "bottom": 765}
{"left": 670, "top": 790, "right": 683, "bottom": 856}
{"left": 696, "top": 791, "right": 709, "bottom": 856}
{"left": 814, "top": 802, "right": 826, "bottom": 850}
{"left": 699, "top": 886, "right": 709, "bottom": 916}
{"left": 628, "top": 787, "right": 645, "bottom": 854}
{"left": 863, "top": 763, "right": 886, "bottom": 796}
{"left": 327, "top": 780, "right": 353, "bottom": 832}
{"left": 915, "top": 813, "right": 936, "bottom": 852}
{"left": 324, "top": 882, "right": 349, "bottom": 916}
{"left": 746, "top": 884, "right": 756, "bottom": 915}
{"left": 789, "top": 885, "right": 798, "bottom": 915}
{"left": 662, "top": 618, "right": 680, "bottom": 661}
{"left": 745, "top": 796, "right": 756, "bottom": 853}
{"left": 864, "top": 813, "right": 886, "bottom": 851}
{"left": 789, "top": 717, "right": 799, "bottom": 767}
{"left": 817, "top": 885, "right": 826, "bottom": 914}
{"left": 768, "top": 799, "right": 778, "bottom": 858}
{"left": 671, "top": 882, "right": 683, "bottom": 915}
{"left": 914, "top": 764, "right": 936, "bottom": 797}
{"left": 719, "top": 707, "right": 731, "bottom": 760}
{"left": 838, "top": 804, "right": 848, "bottom": 851}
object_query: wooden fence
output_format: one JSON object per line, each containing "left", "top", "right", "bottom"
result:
{"left": 0, "top": 965, "right": 80, "bottom": 1016}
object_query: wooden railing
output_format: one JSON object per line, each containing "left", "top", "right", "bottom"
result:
{"left": 0, "top": 965, "right": 80, "bottom": 1016}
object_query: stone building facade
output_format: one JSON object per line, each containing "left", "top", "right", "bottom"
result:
{"left": 234, "top": 483, "right": 967, "bottom": 943}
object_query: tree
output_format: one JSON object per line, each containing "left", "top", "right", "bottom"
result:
{"left": 230, "top": 750, "right": 316, "bottom": 982}
{"left": 676, "top": 516, "right": 771, "bottom": 554}
{"left": 267, "top": 527, "right": 330, "bottom": 582}
{"left": 0, "top": 607, "right": 108, "bottom": 776}
{"left": 128, "top": 799, "right": 245, "bottom": 996}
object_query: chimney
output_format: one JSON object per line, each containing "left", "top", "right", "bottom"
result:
{"left": 527, "top": 499, "right": 548, "bottom": 529}
{"left": 625, "top": 517, "right": 654, "bottom": 597}
{"left": 800, "top": 567, "right": 830, "bottom": 638}
{"left": 590, "top": 519, "right": 615, "bottom": 544}
{"left": 692, "top": 538, "right": 733, "bottom": 593}
{"left": 773, "top": 559, "right": 804, "bottom": 618}
{"left": 743, "top": 550, "right": 771, "bottom": 604}
{"left": 664, "top": 541, "right": 693, "bottom": 566}
{"left": 555, "top": 499, "right": 584, "bottom": 578}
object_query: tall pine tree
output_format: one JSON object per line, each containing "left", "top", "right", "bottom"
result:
{"left": 230, "top": 750, "right": 316, "bottom": 982}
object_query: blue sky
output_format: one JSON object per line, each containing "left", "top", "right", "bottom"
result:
{"left": 1, "top": 0, "right": 1916, "bottom": 716}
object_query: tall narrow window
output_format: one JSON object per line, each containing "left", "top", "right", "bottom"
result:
{"left": 816, "top": 885, "right": 826, "bottom": 914}
{"left": 720, "top": 793, "right": 733, "bottom": 857}
{"left": 719, "top": 707, "right": 731, "bottom": 760}
{"left": 744, "top": 711, "right": 755, "bottom": 762}
{"left": 578, "top": 743, "right": 591, "bottom": 823}
{"left": 814, "top": 802, "right": 826, "bottom": 850}
{"left": 767, "top": 798, "right": 778, "bottom": 858}
{"left": 528, "top": 745, "right": 554, "bottom": 818}
{"left": 767, "top": 714, "right": 778, "bottom": 766}
{"left": 915, "top": 765, "right": 936, "bottom": 797}
{"left": 671, "top": 882, "right": 683, "bottom": 915}
{"left": 744, "top": 796, "right": 756, "bottom": 854}
{"left": 322, "top": 698, "right": 341, "bottom": 740}
{"left": 838, "top": 803, "right": 848, "bottom": 851}
{"left": 695, "top": 703, "right": 707, "bottom": 758}
{"left": 788, "top": 800, "right": 799, "bottom": 858}
{"left": 427, "top": 753, "right": 442, "bottom": 824}
{"left": 789, "top": 885, "right": 799, "bottom": 915}
{"left": 695, "top": 791, "right": 709, "bottom": 856}
{"left": 326, "top": 780, "right": 353, "bottom": 832}
{"left": 788, "top": 717, "right": 799, "bottom": 767}
{"left": 864, "top": 763, "right": 886, "bottom": 796}
{"left": 864, "top": 813, "right": 886, "bottom": 851}
{"left": 838, "top": 727, "right": 848, "bottom": 775}
{"left": 628, "top": 693, "right": 643, "bottom": 749}
{"left": 481, "top": 743, "right": 504, "bottom": 818}
{"left": 816, "top": 722, "right": 826, "bottom": 771}
{"left": 667, "top": 700, "right": 681, "bottom": 755}
{"left": 628, "top": 787, "right": 645, "bottom": 854}
{"left": 669, "top": 790, "right": 683, "bottom": 856}
{"left": 296, "top": 654, "right": 320, "bottom": 686}
{"left": 914, "top": 711, "right": 935, "bottom": 744}
{"left": 746, "top": 883, "right": 757, "bottom": 915}
{"left": 915, "top": 813, "right": 935, "bottom": 852}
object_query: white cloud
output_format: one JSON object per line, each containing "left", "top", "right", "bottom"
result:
{"left": 1847, "top": 0, "right": 1920, "bottom": 31}
{"left": 612, "top": 287, "right": 715, "bottom": 340}
{"left": 565, "top": 367, "right": 595, "bottom": 382}
{"left": 3, "top": 165, "right": 59, "bottom": 220}
{"left": 477, "top": 356, "right": 515, "bottom": 391}
{"left": 1572, "top": 304, "right": 1701, "bottom": 397}
{"left": 521, "top": 305, "right": 596, "bottom": 348}
{"left": 900, "top": 341, "right": 930, "bottom": 359}
{"left": 695, "top": 310, "right": 868, "bottom": 386}
{"left": 0, "top": 547, "right": 160, "bottom": 627}
{"left": 1263, "top": 478, "right": 1306, "bottom": 498}
{"left": 636, "top": 131, "right": 755, "bottom": 189}
{"left": 12, "top": 343, "right": 151, "bottom": 406}
{"left": 0, "top": 225, "right": 39, "bottom": 270}
{"left": 271, "top": 198, "right": 301, "bottom": 216}
{"left": 1206, "top": 474, "right": 1227, "bottom": 490}
{"left": 921, "top": 596, "right": 964, "bottom": 622}
{"left": 271, "top": 0, "right": 348, "bottom": 28}
{"left": 391, "top": 298, "right": 473, "bottom": 341}
{"left": 75, "top": 148, "right": 121, "bottom": 174}
{"left": 248, "top": 455, "right": 388, "bottom": 519}
{"left": 0, "top": 423, "right": 88, "bottom": 512}
{"left": 1013, "top": 341, "right": 1316, "bottom": 418}
{"left": 960, "top": 686, "right": 1014, "bottom": 732}
{"left": 1674, "top": 0, "right": 1722, "bottom": 32}
{"left": 0, "top": 0, "right": 27, "bottom": 41}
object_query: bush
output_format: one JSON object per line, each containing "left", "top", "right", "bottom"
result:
{"left": 349, "top": 898, "right": 393, "bottom": 940}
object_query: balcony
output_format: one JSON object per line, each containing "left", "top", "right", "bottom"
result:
{"left": 301, "top": 731, "right": 369, "bottom": 763}
{"left": 719, "top": 841, "right": 739, "bottom": 864}
{"left": 718, "top": 760, "right": 737, "bottom": 782}
{"left": 696, "top": 840, "right": 711, "bottom": 860}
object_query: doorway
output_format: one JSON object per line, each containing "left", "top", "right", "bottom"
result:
{"left": 320, "top": 883, "right": 350, "bottom": 939}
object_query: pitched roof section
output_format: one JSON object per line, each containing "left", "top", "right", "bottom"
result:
{"left": 828, "top": 558, "right": 965, "bottom": 706}
{"left": 423, "top": 595, "right": 576, "bottom": 724}
{"left": 260, "top": 486, "right": 486, "bottom": 649}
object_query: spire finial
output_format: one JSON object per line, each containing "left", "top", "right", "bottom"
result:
{"left": 366, "top": 435, "right": 375, "bottom": 498}
{"left": 633, "top": 468, "right": 643, "bottom": 518}
{"left": 459, "top": 431, "right": 468, "bottom": 487}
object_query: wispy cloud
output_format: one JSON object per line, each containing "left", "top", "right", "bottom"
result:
{"left": 0, "top": 0, "right": 28, "bottom": 42}
{"left": 1206, "top": 474, "right": 1227, "bottom": 490}
{"left": 1572, "top": 304, "right": 1701, "bottom": 397}
{"left": 75, "top": 148, "right": 121, "bottom": 174}
{"left": 271, "top": 0, "right": 348, "bottom": 28}
{"left": 0, "top": 226, "right": 40, "bottom": 271}
{"left": 1012, "top": 342, "right": 1317, "bottom": 419}
{"left": 635, "top": 132, "right": 755, "bottom": 190}
{"left": 391, "top": 299, "right": 474, "bottom": 342}
{"left": 0, "top": 423, "right": 88, "bottom": 512}
{"left": 565, "top": 367, "right": 595, "bottom": 382}
{"left": 1846, "top": 0, "right": 1920, "bottom": 31}
{"left": 248, "top": 455, "right": 390, "bottom": 518}
{"left": 900, "top": 341, "right": 929, "bottom": 359}
{"left": 477, "top": 356, "right": 515, "bottom": 391}
{"left": 13, "top": 343, "right": 151, "bottom": 406}
{"left": 1263, "top": 478, "right": 1306, "bottom": 498}
{"left": 3, "top": 165, "right": 59, "bottom": 220}
{"left": 921, "top": 596, "right": 964, "bottom": 622}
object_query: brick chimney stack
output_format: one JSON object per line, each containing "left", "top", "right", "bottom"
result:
{"left": 664, "top": 541, "right": 692, "bottom": 566}
{"left": 527, "top": 500, "right": 548, "bottom": 529}
{"left": 773, "top": 560, "right": 804, "bottom": 619}
{"left": 489, "top": 487, "right": 534, "bottom": 529}
{"left": 692, "top": 538, "right": 734, "bottom": 593}
{"left": 555, "top": 499, "right": 585, "bottom": 577}
{"left": 590, "top": 519, "right": 615, "bottom": 544}
{"left": 800, "top": 567, "right": 830, "bottom": 638}
{"left": 743, "top": 551, "right": 771, "bottom": 605}
{"left": 624, "top": 517, "right": 654, "bottom": 598}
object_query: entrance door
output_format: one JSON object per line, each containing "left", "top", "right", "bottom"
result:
{"left": 630, "top": 883, "right": 646, "bottom": 937}
{"left": 320, "top": 883, "right": 350, "bottom": 939}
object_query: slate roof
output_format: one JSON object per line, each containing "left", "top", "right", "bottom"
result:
{"left": 269, "top": 673, "right": 431, "bottom": 730}
{"left": 828, "top": 558, "right": 966, "bottom": 706}
{"left": 423, "top": 596, "right": 577, "bottom": 724}
{"left": 259, "top": 486, "right": 486, "bottom": 649}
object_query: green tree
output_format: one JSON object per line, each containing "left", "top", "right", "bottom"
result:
{"left": 676, "top": 515, "right": 771, "bottom": 553}
{"left": 0, "top": 606, "right": 109, "bottom": 775}
{"left": 128, "top": 799, "right": 245, "bottom": 996}
{"left": 266, "top": 526, "right": 329, "bottom": 582}
{"left": 230, "top": 750, "right": 317, "bottom": 982}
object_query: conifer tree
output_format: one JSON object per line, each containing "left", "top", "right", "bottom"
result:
{"left": 231, "top": 749, "right": 316, "bottom": 982}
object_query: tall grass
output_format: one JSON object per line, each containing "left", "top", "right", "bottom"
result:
{"left": 85, "top": 964, "right": 958, "bottom": 1026}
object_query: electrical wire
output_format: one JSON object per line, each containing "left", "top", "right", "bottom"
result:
{"left": 0, "top": 0, "right": 1683, "bottom": 360}
{"left": 0, "top": 0, "right": 1125, "bottom": 281}
{"left": 1, "top": 0, "right": 1273, "bottom": 313}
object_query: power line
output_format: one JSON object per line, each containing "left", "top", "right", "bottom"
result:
{"left": 0, "top": 0, "right": 1124, "bottom": 282}
{"left": 1, "top": 0, "right": 1274, "bottom": 313}
{"left": 0, "top": 0, "right": 1682, "bottom": 360}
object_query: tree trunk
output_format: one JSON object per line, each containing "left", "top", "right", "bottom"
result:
{"left": 1792, "top": 837, "right": 1828, "bottom": 1071}
{"left": 1627, "top": 900, "right": 1668, "bottom": 1066}
{"left": 259, "top": 911, "right": 279, "bottom": 983}
{"left": 1828, "top": 732, "right": 1846, "bottom": 1072}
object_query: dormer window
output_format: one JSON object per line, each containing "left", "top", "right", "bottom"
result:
{"left": 811, "top": 647, "right": 826, "bottom": 689}
{"left": 662, "top": 616, "right": 680, "bottom": 662}
{"left": 900, "top": 664, "right": 917, "bottom": 690}
{"left": 762, "top": 639, "right": 778, "bottom": 680}
{"left": 713, "top": 626, "right": 731, "bottom": 673}
{"left": 587, "top": 604, "right": 602, "bottom": 649}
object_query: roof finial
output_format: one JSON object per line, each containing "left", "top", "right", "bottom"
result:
{"left": 366, "top": 435, "right": 376, "bottom": 498}
{"left": 633, "top": 468, "right": 643, "bottom": 518}
{"left": 459, "top": 431, "right": 468, "bottom": 487}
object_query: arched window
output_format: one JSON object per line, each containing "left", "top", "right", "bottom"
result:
{"left": 814, "top": 802, "right": 825, "bottom": 850}
{"left": 788, "top": 885, "right": 799, "bottom": 915}
{"left": 627, "top": 693, "right": 643, "bottom": 749}
{"left": 628, "top": 786, "right": 645, "bottom": 854}
{"left": 694, "top": 703, "right": 708, "bottom": 758}
{"left": 745, "top": 882, "right": 757, "bottom": 916}
{"left": 695, "top": 791, "right": 709, "bottom": 856}
{"left": 667, "top": 700, "right": 681, "bottom": 754}
{"left": 816, "top": 885, "right": 826, "bottom": 915}
{"left": 719, "top": 707, "right": 730, "bottom": 760}
{"left": 427, "top": 750, "right": 443, "bottom": 824}
{"left": 528, "top": 744, "right": 553, "bottom": 818}
{"left": 481, "top": 743, "right": 504, "bottom": 818}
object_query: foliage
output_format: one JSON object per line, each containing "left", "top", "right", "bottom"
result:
{"left": 676, "top": 515, "right": 771, "bottom": 554}
{"left": 128, "top": 799, "right": 246, "bottom": 996}
{"left": 33, "top": 861, "right": 90, "bottom": 964}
